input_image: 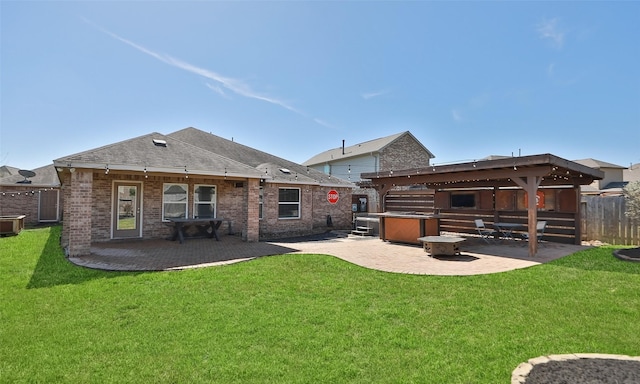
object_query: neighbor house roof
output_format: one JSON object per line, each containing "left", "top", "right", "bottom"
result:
{"left": 302, "top": 131, "right": 434, "bottom": 166}
{"left": 573, "top": 158, "right": 626, "bottom": 169}
{"left": 54, "top": 132, "right": 265, "bottom": 179}
{"left": 168, "top": 127, "right": 353, "bottom": 187}
{"left": 0, "top": 164, "right": 60, "bottom": 187}
{"left": 0, "top": 165, "right": 20, "bottom": 178}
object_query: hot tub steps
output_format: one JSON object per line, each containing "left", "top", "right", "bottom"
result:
{"left": 351, "top": 226, "right": 374, "bottom": 236}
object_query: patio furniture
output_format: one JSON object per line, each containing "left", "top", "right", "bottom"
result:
{"left": 168, "top": 218, "right": 224, "bottom": 244}
{"left": 418, "top": 236, "right": 465, "bottom": 257}
{"left": 474, "top": 219, "right": 497, "bottom": 243}
{"left": 520, "top": 221, "right": 547, "bottom": 245}
{"left": 493, "top": 222, "right": 525, "bottom": 240}
{"left": 0, "top": 215, "right": 26, "bottom": 236}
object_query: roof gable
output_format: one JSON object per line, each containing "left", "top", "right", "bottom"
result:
{"left": 302, "top": 131, "right": 434, "bottom": 165}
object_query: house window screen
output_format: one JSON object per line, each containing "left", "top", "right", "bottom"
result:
{"left": 278, "top": 188, "right": 300, "bottom": 219}
{"left": 194, "top": 185, "right": 216, "bottom": 218}
{"left": 163, "top": 183, "right": 188, "bottom": 220}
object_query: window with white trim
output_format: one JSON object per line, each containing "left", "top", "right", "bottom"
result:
{"left": 163, "top": 183, "right": 188, "bottom": 220}
{"left": 194, "top": 185, "right": 216, "bottom": 218}
{"left": 278, "top": 188, "right": 300, "bottom": 219}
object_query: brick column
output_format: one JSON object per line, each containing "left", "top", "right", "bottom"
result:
{"left": 244, "top": 178, "right": 260, "bottom": 242}
{"left": 66, "top": 170, "right": 93, "bottom": 256}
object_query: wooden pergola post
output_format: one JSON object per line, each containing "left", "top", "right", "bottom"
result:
{"left": 512, "top": 175, "right": 543, "bottom": 257}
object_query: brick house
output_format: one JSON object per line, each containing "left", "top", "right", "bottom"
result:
{"left": 0, "top": 164, "right": 62, "bottom": 224}
{"left": 303, "top": 131, "right": 434, "bottom": 213}
{"left": 54, "top": 127, "right": 354, "bottom": 257}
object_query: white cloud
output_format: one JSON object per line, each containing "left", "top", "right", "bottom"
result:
{"left": 205, "top": 83, "right": 229, "bottom": 98}
{"left": 313, "top": 118, "right": 336, "bottom": 129}
{"left": 547, "top": 63, "right": 556, "bottom": 76}
{"left": 83, "top": 18, "right": 301, "bottom": 114}
{"left": 537, "top": 18, "right": 565, "bottom": 49}
{"left": 361, "top": 90, "right": 389, "bottom": 100}
{"left": 451, "top": 108, "right": 463, "bottom": 122}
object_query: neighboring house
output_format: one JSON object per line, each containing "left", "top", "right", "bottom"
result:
{"left": 303, "top": 131, "right": 434, "bottom": 213}
{"left": 0, "top": 164, "right": 62, "bottom": 224}
{"left": 574, "top": 159, "right": 627, "bottom": 195}
{"left": 54, "top": 127, "right": 354, "bottom": 257}
{"left": 623, "top": 163, "right": 640, "bottom": 185}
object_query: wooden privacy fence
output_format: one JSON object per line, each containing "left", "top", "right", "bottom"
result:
{"left": 581, "top": 196, "right": 640, "bottom": 245}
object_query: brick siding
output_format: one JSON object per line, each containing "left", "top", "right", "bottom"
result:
{"left": 379, "top": 134, "right": 432, "bottom": 171}
{"left": 0, "top": 186, "right": 61, "bottom": 225}
{"left": 61, "top": 171, "right": 350, "bottom": 249}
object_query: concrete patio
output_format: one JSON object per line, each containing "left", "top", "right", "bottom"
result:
{"left": 68, "top": 231, "right": 590, "bottom": 276}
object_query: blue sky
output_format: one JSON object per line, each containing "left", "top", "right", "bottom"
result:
{"left": 2, "top": 1, "right": 639, "bottom": 172}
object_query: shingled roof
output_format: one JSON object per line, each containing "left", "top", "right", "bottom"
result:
{"left": 54, "top": 132, "right": 264, "bottom": 179}
{"left": 302, "top": 131, "right": 434, "bottom": 166}
{"left": 573, "top": 158, "right": 626, "bottom": 169}
{"left": 0, "top": 164, "right": 60, "bottom": 187}
{"left": 168, "top": 127, "right": 353, "bottom": 187}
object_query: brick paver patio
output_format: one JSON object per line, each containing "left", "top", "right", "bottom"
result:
{"left": 69, "top": 232, "right": 590, "bottom": 275}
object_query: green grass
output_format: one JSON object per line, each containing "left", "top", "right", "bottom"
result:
{"left": 2, "top": 226, "right": 639, "bottom": 383}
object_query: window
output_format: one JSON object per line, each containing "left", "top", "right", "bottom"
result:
{"left": 194, "top": 185, "right": 216, "bottom": 218}
{"left": 451, "top": 192, "right": 476, "bottom": 208}
{"left": 163, "top": 183, "right": 188, "bottom": 220}
{"left": 258, "top": 186, "right": 263, "bottom": 219}
{"left": 278, "top": 188, "right": 300, "bottom": 219}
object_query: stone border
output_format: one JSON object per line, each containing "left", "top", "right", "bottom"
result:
{"left": 613, "top": 248, "right": 640, "bottom": 262}
{"left": 511, "top": 353, "right": 640, "bottom": 384}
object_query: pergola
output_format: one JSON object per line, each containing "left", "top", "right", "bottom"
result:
{"left": 360, "top": 153, "right": 604, "bottom": 257}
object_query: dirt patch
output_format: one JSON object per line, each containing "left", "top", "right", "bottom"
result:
{"left": 523, "top": 358, "right": 640, "bottom": 383}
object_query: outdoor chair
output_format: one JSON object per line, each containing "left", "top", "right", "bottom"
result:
{"left": 474, "top": 219, "right": 496, "bottom": 244}
{"left": 520, "top": 221, "right": 547, "bottom": 245}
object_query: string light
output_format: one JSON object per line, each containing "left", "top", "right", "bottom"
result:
{"left": 0, "top": 188, "right": 56, "bottom": 197}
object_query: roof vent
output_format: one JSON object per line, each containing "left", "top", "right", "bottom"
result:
{"left": 153, "top": 139, "right": 167, "bottom": 147}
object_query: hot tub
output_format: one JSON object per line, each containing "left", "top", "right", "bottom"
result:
{"left": 371, "top": 212, "right": 441, "bottom": 244}
{"left": 0, "top": 215, "right": 26, "bottom": 236}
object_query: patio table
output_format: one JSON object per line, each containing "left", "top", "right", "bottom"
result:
{"left": 493, "top": 222, "right": 524, "bottom": 240}
{"left": 417, "top": 236, "right": 465, "bottom": 257}
{"left": 168, "top": 218, "right": 224, "bottom": 244}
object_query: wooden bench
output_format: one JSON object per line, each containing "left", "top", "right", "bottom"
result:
{"left": 417, "top": 236, "right": 465, "bottom": 257}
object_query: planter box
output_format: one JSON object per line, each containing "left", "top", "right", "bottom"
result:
{"left": 0, "top": 215, "right": 26, "bottom": 236}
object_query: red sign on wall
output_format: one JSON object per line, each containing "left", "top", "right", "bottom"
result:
{"left": 524, "top": 190, "right": 545, "bottom": 209}
{"left": 327, "top": 190, "right": 339, "bottom": 204}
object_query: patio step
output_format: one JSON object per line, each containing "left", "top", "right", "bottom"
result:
{"left": 351, "top": 226, "right": 373, "bottom": 236}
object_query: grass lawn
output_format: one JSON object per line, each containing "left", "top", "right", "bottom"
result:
{"left": 2, "top": 226, "right": 639, "bottom": 383}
